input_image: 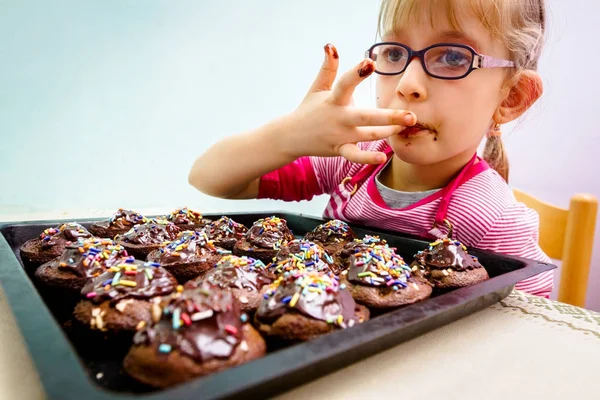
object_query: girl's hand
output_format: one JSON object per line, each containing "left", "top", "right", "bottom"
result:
{"left": 279, "top": 44, "right": 416, "bottom": 164}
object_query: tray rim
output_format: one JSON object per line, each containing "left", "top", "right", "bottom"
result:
{"left": 0, "top": 211, "right": 557, "bottom": 400}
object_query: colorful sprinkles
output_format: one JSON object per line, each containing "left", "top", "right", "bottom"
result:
{"left": 429, "top": 238, "right": 468, "bottom": 252}
{"left": 82, "top": 256, "right": 170, "bottom": 303}
{"left": 270, "top": 239, "right": 333, "bottom": 275}
{"left": 56, "top": 238, "right": 126, "bottom": 276}
{"left": 144, "top": 286, "right": 246, "bottom": 356}
{"left": 263, "top": 271, "right": 350, "bottom": 327}
{"left": 109, "top": 208, "right": 147, "bottom": 225}
{"left": 205, "top": 216, "right": 247, "bottom": 241}
{"left": 167, "top": 207, "right": 204, "bottom": 224}
{"left": 350, "top": 245, "right": 412, "bottom": 290}
{"left": 354, "top": 235, "right": 386, "bottom": 246}
{"left": 250, "top": 216, "right": 293, "bottom": 250}
{"left": 315, "top": 219, "right": 352, "bottom": 237}
{"left": 39, "top": 222, "right": 89, "bottom": 242}
{"left": 158, "top": 230, "right": 231, "bottom": 258}
{"left": 215, "top": 255, "right": 266, "bottom": 270}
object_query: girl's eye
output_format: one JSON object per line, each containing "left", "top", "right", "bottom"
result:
{"left": 439, "top": 49, "right": 470, "bottom": 67}
{"left": 382, "top": 47, "right": 406, "bottom": 63}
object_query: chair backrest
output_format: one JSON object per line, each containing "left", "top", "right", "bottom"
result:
{"left": 513, "top": 189, "right": 598, "bottom": 307}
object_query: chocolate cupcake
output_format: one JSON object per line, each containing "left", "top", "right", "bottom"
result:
{"left": 233, "top": 216, "right": 294, "bottom": 264}
{"left": 335, "top": 235, "right": 388, "bottom": 273}
{"left": 270, "top": 239, "right": 337, "bottom": 275}
{"left": 204, "top": 216, "right": 248, "bottom": 250}
{"left": 186, "top": 255, "right": 274, "bottom": 313}
{"left": 73, "top": 258, "right": 177, "bottom": 335}
{"left": 254, "top": 270, "right": 369, "bottom": 342}
{"left": 20, "top": 222, "right": 92, "bottom": 267}
{"left": 34, "top": 238, "right": 127, "bottom": 320}
{"left": 304, "top": 219, "right": 356, "bottom": 255}
{"left": 165, "top": 207, "right": 212, "bottom": 231}
{"left": 345, "top": 245, "right": 432, "bottom": 309}
{"left": 89, "top": 208, "right": 148, "bottom": 239}
{"left": 123, "top": 284, "right": 266, "bottom": 388}
{"left": 146, "top": 231, "right": 230, "bottom": 283}
{"left": 114, "top": 219, "right": 180, "bottom": 259}
{"left": 411, "top": 238, "right": 489, "bottom": 290}
{"left": 35, "top": 238, "right": 126, "bottom": 292}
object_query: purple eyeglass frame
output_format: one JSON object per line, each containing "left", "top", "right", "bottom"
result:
{"left": 366, "top": 42, "right": 515, "bottom": 80}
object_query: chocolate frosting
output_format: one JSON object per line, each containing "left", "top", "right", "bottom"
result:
{"left": 203, "top": 255, "right": 274, "bottom": 291}
{"left": 271, "top": 239, "right": 336, "bottom": 274}
{"left": 133, "top": 285, "right": 245, "bottom": 362}
{"left": 347, "top": 244, "right": 414, "bottom": 289}
{"left": 338, "top": 235, "right": 387, "bottom": 263}
{"left": 166, "top": 207, "right": 211, "bottom": 226}
{"left": 56, "top": 238, "right": 127, "bottom": 278}
{"left": 256, "top": 270, "right": 358, "bottom": 328}
{"left": 115, "top": 220, "right": 180, "bottom": 245}
{"left": 148, "top": 231, "right": 230, "bottom": 265}
{"left": 304, "top": 219, "right": 355, "bottom": 246}
{"left": 245, "top": 216, "right": 293, "bottom": 250}
{"left": 94, "top": 209, "right": 147, "bottom": 230}
{"left": 205, "top": 217, "right": 247, "bottom": 242}
{"left": 38, "top": 222, "right": 92, "bottom": 249}
{"left": 414, "top": 238, "right": 483, "bottom": 271}
{"left": 81, "top": 257, "right": 177, "bottom": 304}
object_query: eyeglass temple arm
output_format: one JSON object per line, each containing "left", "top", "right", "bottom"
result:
{"left": 474, "top": 54, "right": 515, "bottom": 69}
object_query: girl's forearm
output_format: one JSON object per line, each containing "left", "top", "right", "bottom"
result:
{"left": 188, "top": 117, "right": 297, "bottom": 199}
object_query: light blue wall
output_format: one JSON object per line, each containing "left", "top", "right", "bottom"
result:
{"left": 0, "top": 0, "right": 378, "bottom": 214}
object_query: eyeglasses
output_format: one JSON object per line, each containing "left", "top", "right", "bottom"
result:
{"left": 365, "top": 42, "right": 515, "bottom": 80}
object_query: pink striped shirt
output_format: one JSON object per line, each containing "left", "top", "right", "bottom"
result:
{"left": 259, "top": 140, "right": 554, "bottom": 298}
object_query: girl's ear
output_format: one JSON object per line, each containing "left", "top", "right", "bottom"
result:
{"left": 493, "top": 70, "right": 543, "bottom": 123}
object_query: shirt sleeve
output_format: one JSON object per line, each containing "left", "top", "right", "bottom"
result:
{"left": 475, "top": 203, "right": 554, "bottom": 298}
{"left": 258, "top": 140, "right": 389, "bottom": 201}
{"left": 257, "top": 157, "right": 323, "bottom": 202}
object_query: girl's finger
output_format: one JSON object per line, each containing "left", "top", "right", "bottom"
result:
{"left": 337, "top": 143, "right": 387, "bottom": 164}
{"left": 330, "top": 58, "right": 375, "bottom": 105}
{"left": 308, "top": 44, "right": 340, "bottom": 93}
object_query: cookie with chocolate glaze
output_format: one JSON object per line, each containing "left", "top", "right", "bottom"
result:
{"left": 34, "top": 238, "right": 127, "bottom": 320}
{"left": 114, "top": 219, "right": 180, "bottom": 259}
{"left": 270, "top": 239, "right": 337, "bottom": 275}
{"left": 345, "top": 245, "right": 432, "bottom": 309}
{"left": 233, "top": 216, "right": 294, "bottom": 264}
{"left": 411, "top": 238, "right": 489, "bottom": 290}
{"left": 35, "top": 238, "right": 126, "bottom": 292}
{"left": 304, "top": 219, "right": 356, "bottom": 255}
{"left": 73, "top": 258, "right": 177, "bottom": 336}
{"left": 186, "top": 255, "right": 275, "bottom": 313}
{"left": 204, "top": 216, "right": 248, "bottom": 250}
{"left": 335, "top": 235, "right": 388, "bottom": 273}
{"left": 20, "top": 222, "right": 93, "bottom": 267}
{"left": 146, "top": 231, "right": 230, "bottom": 283}
{"left": 89, "top": 209, "right": 148, "bottom": 239}
{"left": 123, "top": 284, "right": 266, "bottom": 388}
{"left": 164, "top": 207, "right": 212, "bottom": 231}
{"left": 254, "top": 270, "right": 369, "bottom": 342}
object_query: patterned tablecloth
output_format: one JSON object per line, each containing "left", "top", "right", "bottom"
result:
{"left": 1, "top": 209, "right": 599, "bottom": 399}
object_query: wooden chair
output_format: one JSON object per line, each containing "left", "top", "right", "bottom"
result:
{"left": 513, "top": 189, "right": 598, "bottom": 307}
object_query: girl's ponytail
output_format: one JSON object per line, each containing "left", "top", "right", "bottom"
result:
{"left": 483, "top": 124, "right": 509, "bottom": 182}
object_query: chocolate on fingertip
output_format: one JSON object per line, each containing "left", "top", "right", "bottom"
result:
{"left": 358, "top": 61, "right": 374, "bottom": 78}
{"left": 324, "top": 43, "right": 339, "bottom": 59}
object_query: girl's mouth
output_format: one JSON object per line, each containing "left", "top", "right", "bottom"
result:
{"left": 399, "top": 123, "right": 436, "bottom": 137}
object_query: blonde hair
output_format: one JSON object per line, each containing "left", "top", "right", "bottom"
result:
{"left": 378, "top": 0, "right": 546, "bottom": 182}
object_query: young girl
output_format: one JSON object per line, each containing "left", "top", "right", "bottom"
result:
{"left": 189, "top": 0, "right": 553, "bottom": 297}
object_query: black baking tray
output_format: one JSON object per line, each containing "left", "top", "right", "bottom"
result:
{"left": 0, "top": 212, "right": 555, "bottom": 400}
